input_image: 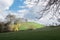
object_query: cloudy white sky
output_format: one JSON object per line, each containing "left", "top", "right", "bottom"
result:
{"left": 0, "top": 0, "right": 60, "bottom": 26}
{"left": 0, "top": 0, "right": 40, "bottom": 20}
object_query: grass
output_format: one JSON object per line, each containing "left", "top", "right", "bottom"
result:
{"left": 19, "top": 22, "right": 45, "bottom": 30}
{"left": 0, "top": 26, "right": 60, "bottom": 40}
{"left": 0, "top": 22, "right": 60, "bottom": 40}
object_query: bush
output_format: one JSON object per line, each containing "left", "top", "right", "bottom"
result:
{"left": 8, "top": 23, "right": 21, "bottom": 32}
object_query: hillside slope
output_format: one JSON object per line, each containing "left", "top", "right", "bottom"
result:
{"left": 19, "top": 22, "right": 44, "bottom": 30}
{"left": 0, "top": 26, "right": 60, "bottom": 40}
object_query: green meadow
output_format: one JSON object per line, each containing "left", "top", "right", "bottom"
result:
{"left": 19, "top": 22, "right": 45, "bottom": 30}
{"left": 0, "top": 25, "right": 60, "bottom": 40}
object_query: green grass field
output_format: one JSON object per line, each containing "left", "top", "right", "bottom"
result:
{"left": 0, "top": 22, "right": 60, "bottom": 40}
{"left": 19, "top": 22, "right": 45, "bottom": 30}
{"left": 0, "top": 26, "right": 60, "bottom": 40}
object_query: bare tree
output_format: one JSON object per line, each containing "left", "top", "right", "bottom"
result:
{"left": 30, "top": 0, "right": 60, "bottom": 19}
{"left": 5, "top": 14, "right": 16, "bottom": 31}
{"left": 42, "top": 0, "right": 60, "bottom": 18}
{"left": 6, "top": 14, "right": 16, "bottom": 23}
{"left": 27, "top": 0, "right": 60, "bottom": 26}
{"left": 39, "top": 0, "right": 60, "bottom": 26}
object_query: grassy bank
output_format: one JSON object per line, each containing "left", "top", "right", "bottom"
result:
{"left": 19, "top": 22, "right": 45, "bottom": 30}
{"left": 0, "top": 26, "right": 60, "bottom": 40}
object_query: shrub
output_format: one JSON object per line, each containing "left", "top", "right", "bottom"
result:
{"left": 8, "top": 23, "right": 21, "bottom": 32}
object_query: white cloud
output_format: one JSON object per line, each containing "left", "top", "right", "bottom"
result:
{"left": 24, "top": 0, "right": 39, "bottom": 8}
{"left": 19, "top": 6, "right": 26, "bottom": 8}
{"left": 0, "top": 10, "right": 10, "bottom": 22}
{"left": 24, "top": 0, "right": 49, "bottom": 8}
{"left": 0, "top": 0, "right": 14, "bottom": 10}
{"left": 23, "top": 0, "right": 60, "bottom": 26}
{"left": 18, "top": 9, "right": 28, "bottom": 13}
{"left": 17, "top": 9, "right": 29, "bottom": 18}
{"left": 0, "top": 9, "right": 29, "bottom": 21}
{"left": 0, "top": 0, "right": 14, "bottom": 21}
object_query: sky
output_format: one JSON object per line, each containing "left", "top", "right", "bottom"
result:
{"left": 0, "top": 0, "right": 38, "bottom": 21}
{"left": 9, "top": 0, "right": 26, "bottom": 12}
{"left": 0, "top": 0, "right": 60, "bottom": 26}
{"left": 9, "top": 0, "right": 37, "bottom": 12}
{"left": 9, "top": 0, "right": 39, "bottom": 19}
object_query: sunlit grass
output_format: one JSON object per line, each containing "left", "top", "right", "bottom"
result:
{"left": 0, "top": 26, "right": 60, "bottom": 40}
{"left": 19, "top": 22, "right": 45, "bottom": 30}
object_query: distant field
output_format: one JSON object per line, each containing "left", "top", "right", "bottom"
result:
{"left": 19, "top": 22, "right": 45, "bottom": 30}
{"left": 0, "top": 26, "right": 60, "bottom": 40}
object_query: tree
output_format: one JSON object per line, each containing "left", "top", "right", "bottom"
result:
{"left": 29, "top": 0, "right": 60, "bottom": 26}
{"left": 6, "top": 14, "right": 16, "bottom": 22}
{"left": 41, "top": 0, "right": 60, "bottom": 26}
{"left": 34, "top": 0, "right": 60, "bottom": 19}
{"left": 0, "top": 22, "right": 4, "bottom": 32}
{"left": 5, "top": 14, "right": 16, "bottom": 31}
{"left": 41, "top": 0, "right": 60, "bottom": 19}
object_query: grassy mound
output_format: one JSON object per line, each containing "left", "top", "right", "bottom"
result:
{"left": 19, "top": 22, "right": 45, "bottom": 30}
